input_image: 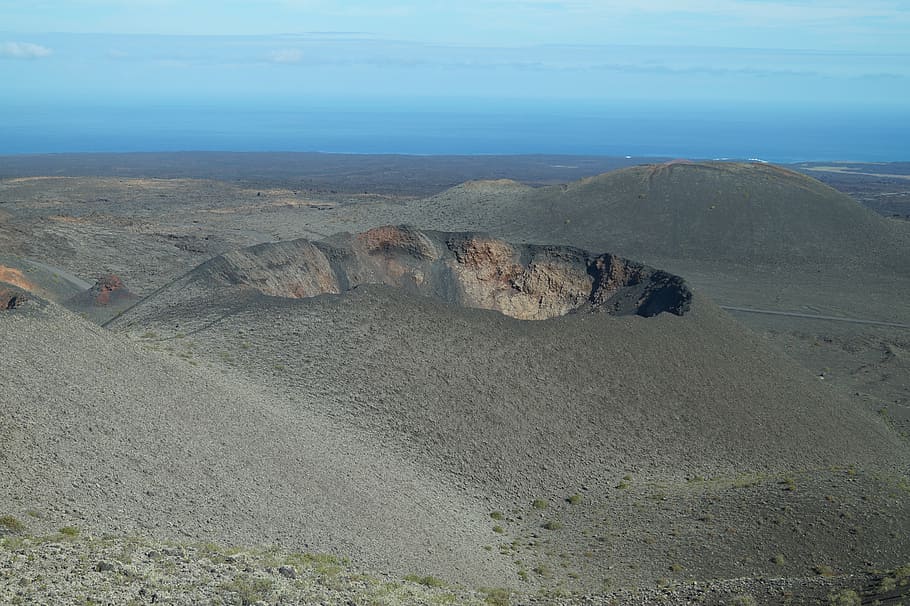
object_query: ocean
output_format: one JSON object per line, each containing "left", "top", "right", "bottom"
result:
{"left": 1, "top": 99, "right": 908, "bottom": 162}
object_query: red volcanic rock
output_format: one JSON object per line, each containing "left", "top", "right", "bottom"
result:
{"left": 0, "top": 287, "right": 27, "bottom": 309}
{"left": 90, "top": 274, "right": 126, "bottom": 306}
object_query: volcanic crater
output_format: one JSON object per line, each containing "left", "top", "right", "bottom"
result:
{"left": 197, "top": 225, "right": 692, "bottom": 320}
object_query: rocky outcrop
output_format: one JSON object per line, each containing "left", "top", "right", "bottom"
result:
{"left": 0, "top": 286, "right": 27, "bottom": 309}
{"left": 64, "top": 274, "right": 139, "bottom": 324}
{"left": 89, "top": 274, "right": 127, "bottom": 306}
{"left": 190, "top": 226, "right": 692, "bottom": 320}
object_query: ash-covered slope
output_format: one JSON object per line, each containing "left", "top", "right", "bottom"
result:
{"left": 0, "top": 297, "right": 515, "bottom": 586}
{"left": 392, "top": 162, "right": 908, "bottom": 273}
{"left": 105, "top": 267, "right": 910, "bottom": 587}
{"left": 109, "top": 282, "right": 906, "bottom": 491}
{"left": 115, "top": 225, "right": 692, "bottom": 323}
{"left": 107, "top": 227, "right": 905, "bottom": 488}
{"left": 531, "top": 161, "right": 900, "bottom": 266}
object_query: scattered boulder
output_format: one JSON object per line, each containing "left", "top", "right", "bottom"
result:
{"left": 278, "top": 565, "right": 297, "bottom": 579}
{"left": 95, "top": 561, "right": 116, "bottom": 573}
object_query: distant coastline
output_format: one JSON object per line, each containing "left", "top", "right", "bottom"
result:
{"left": 1, "top": 101, "right": 908, "bottom": 163}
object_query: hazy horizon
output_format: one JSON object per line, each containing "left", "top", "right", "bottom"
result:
{"left": 2, "top": 2, "right": 909, "bottom": 160}
{"left": 2, "top": 98, "right": 909, "bottom": 162}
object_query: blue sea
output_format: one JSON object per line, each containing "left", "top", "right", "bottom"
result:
{"left": 2, "top": 99, "right": 908, "bottom": 162}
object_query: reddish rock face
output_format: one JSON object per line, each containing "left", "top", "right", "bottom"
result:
{"left": 0, "top": 287, "right": 27, "bottom": 309}
{"left": 446, "top": 235, "right": 591, "bottom": 320}
{"left": 195, "top": 226, "right": 692, "bottom": 320}
{"left": 356, "top": 225, "right": 439, "bottom": 261}
{"left": 90, "top": 274, "right": 126, "bottom": 306}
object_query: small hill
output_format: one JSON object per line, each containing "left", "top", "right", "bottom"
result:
{"left": 536, "top": 162, "right": 894, "bottom": 264}
{"left": 64, "top": 274, "right": 139, "bottom": 323}
{"left": 390, "top": 161, "right": 907, "bottom": 273}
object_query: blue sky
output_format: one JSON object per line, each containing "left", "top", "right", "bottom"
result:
{"left": 1, "top": 1, "right": 909, "bottom": 111}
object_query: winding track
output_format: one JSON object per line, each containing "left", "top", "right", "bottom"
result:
{"left": 22, "top": 258, "right": 92, "bottom": 290}
{"left": 721, "top": 306, "right": 910, "bottom": 329}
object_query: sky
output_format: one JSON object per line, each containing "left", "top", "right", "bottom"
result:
{"left": 1, "top": 0, "right": 908, "bottom": 109}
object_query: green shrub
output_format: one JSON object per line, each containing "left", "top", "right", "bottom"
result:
{"left": 484, "top": 588, "right": 511, "bottom": 606}
{"left": 492, "top": 525, "right": 504, "bottom": 534}
{"left": 813, "top": 564, "right": 835, "bottom": 577}
{"left": 828, "top": 589, "right": 860, "bottom": 606}
{"left": 532, "top": 499, "right": 548, "bottom": 510}
{"left": 220, "top": 574, "right": 275, "bottom": 605}
{"left": 773, "top": 553, "right": 786, "bottom": 566}
{"left": 566, "top": 494, "right": 582, "bottom": 505}
{"left": 0, "top": 515, "right": 25, "bottom": 533}
{"left": 542, "top": 521, "right": 562, "bottom": 531}
{"left": 490, "top": 511, "right": 503, "bottom": 520}
{"left": 732, "top": 475, "right": 761, "bottom": 488}
{"left": 532, "top": 564, "right": 551, "bottom": 577}
{"left": 731, "top": 595, "right": 757, "bottom": 606}
{"left": 59, "top": 527, "right": 79, "bottom": 538}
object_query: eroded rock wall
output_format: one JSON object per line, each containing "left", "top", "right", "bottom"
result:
{"left": 191, "top": 226, "right": 692, "bottom": 319}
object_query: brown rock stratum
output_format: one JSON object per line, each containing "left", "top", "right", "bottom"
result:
{"left": 196, "top": 225, "right": 691, "bottom": 320}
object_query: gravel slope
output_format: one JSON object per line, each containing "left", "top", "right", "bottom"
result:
{"left": 0, "top": 298, "right": 515, "bottom": 587}
{"left": 104, "top": 270, "right": 910, "bottom": 589}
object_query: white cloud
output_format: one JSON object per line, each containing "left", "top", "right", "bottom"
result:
{"left": 0, "top": 41, "right": 53, "bottom": 59}
{"left": 268, "top": 48, "right": 304, "bottom": 63}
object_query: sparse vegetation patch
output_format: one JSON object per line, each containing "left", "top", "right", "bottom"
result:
{"left": 0, "top": 515, "right": 25, "bottom": 534}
